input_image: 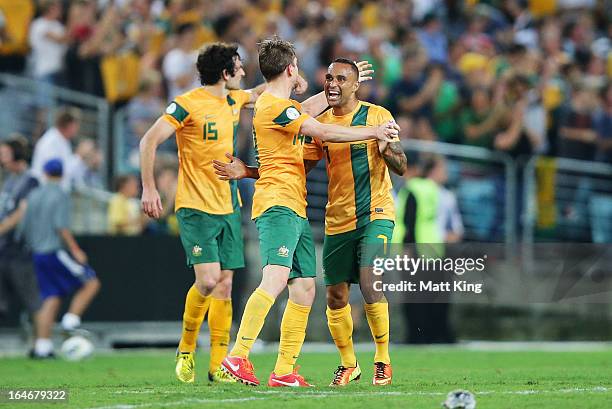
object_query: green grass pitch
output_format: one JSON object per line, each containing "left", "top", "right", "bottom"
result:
{"left": 1, "top": 348, "right": 610, "bottom": 408}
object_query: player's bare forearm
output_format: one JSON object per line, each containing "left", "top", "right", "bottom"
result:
{"left": 139, "top": 118, "right": 174, "bottom": 190}
{"left": 245, "top": 83, "right": 267, "bottom": 107}
{"left": 301, "top": 91, "right": 328, "bottom": 117}
{"left": 301, "top": 120, "right": 399, "bottom": 143}
{"left": 213, "top": 153, "right": 259, "bottom": 180}
{"left": 382, "top": 141, "right": 408, "bottom": 176}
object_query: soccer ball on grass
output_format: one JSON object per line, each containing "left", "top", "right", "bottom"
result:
{"left": 60, "top": 335, "right": 94, "bottom": 361}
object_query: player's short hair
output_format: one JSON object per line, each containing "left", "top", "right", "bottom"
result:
{"left": 55, "top": 108, "right": 81, "bottom": 129}
{"left": 331, "top": 58, "right": 359, "bottom": 80}
{"left": 258, "top": 36, "right": 296, "bottom": 82}
{"left": 196, "top": 42, "right": 240, "bottom": 86}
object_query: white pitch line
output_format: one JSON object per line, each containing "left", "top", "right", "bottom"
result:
{"left": 254, "top": 386, "right": 610, "bottom": 397}
{"left": 91, "top": 386, "right": 610, "bottom": 409}
{"left": 88, "top": 397, "right": 266, "bottom": 409}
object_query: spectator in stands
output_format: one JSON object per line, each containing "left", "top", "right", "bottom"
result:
{"left": 65, "top": 138, "right": 103, "bottom": 190}
{"left": 460, "top": 87, "right": 496, "bottom": 149}
{"left": 0, "top": 0, "right": 35, "bottom": 74}
{"left": 0, "top": 136, "right": 40, "bottom": 325}
{"left": 494, "top": 74, "right": 546, "bottom": 157}
{"left": 417, "top": 12, "right": 448, "bottom": 64}
{"left": 595, "top": 82, "right": 612, "bottom": 163}
{"left": 394, "top": 155, "right": 455, "bottom": 344}
{"left": 388, "top": 53, "right": 441, "bottom": 140}
{"left": 107, "top": 174, "right": 146, "bottom": 235}
{"left": 19, "top": 158, "right": 100, "bottom": 359}
{"left": 125, "top": 70, "right": 166, "bottom": 170}
{"left": 558, "top": 83, "right": 599, "bottom": 161}
{"left": 28, "top": 0, "right": 68, "bottom": 85}
{"left": 64, "top": 0, "right": 104, "bottom": 96}
{"left": 31, "top": 108, "right": 81, "bottom": 189}
{"left": 162, "top": 23, "right": 198, "bottom": 101}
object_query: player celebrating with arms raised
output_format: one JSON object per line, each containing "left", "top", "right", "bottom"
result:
{"left": 140, "top": 43, "right": 265, "bottom": 384}
{"left": 220, "top": 37, "right": 399, "bottom": 387}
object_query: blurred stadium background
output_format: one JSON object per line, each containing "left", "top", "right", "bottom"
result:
{"left": 0, "top": 0, "right": 611, "bottom": 355}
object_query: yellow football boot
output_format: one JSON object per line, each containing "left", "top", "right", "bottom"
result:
{"left": 208, "top": 366, "right": 237, "bottom": 383}
{"left": 175, "top": 352, "right": 195, "bottom": 383}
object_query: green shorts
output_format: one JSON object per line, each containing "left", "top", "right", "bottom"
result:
{"left": 255, "top": 206, "right": 316, "bottom": 280}
{"left": 176, "top": 207, "right": 244, "bottom": 270}
{"left": 322, "top": 219, "right": 394, "bottom": 286}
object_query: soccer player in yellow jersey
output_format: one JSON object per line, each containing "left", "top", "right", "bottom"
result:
{"left": 139, "top": 43, "right": 267, "bottom": 384}
{"left": 218, "top": 37, "right": 400, "bottom": 387}
{"left": 215, "top": 58, "right": 407, "bottom": 387}
{"left": 303, "top": 59, "right": 407, "bottom": 386}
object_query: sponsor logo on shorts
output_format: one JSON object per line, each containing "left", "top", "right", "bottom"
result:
{"left": 192, "top": 245, "right": 202, "bottom": 257}
{"left": 277, "top": 246, "right": 289, "bottom": 258}
{"left": 375, "top": 207, "right": 384, "bottom": 213}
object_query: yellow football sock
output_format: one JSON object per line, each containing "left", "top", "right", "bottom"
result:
{"left": 230, "top": 288, "right": 274, "bottom": 358}
{"left": 274, "top": 300, "right": 311, "bottom": 376}
{"left": 364, "top": 301, "right": 390, "bottom": 364}
{"left": 208, "top": 297, "right": 232, "bottom": 373}
{"left": 178, "top": 285, "right": 211, "bottom": 353}
{"left": 326, "top": 304, "right": 357, "bottom": 367}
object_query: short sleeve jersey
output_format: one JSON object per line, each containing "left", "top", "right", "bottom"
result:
{"left": 162, "top": 87, "right": 251, "bottom": 215}
{"left": 251, "top": 92, "right": 311, "bottom": 219}
{"left": 303, "top": 101, "right": 397, "bottom": 235}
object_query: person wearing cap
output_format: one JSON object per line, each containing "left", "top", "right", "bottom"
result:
{"left": 18, "top": 158, "right": 100, "bottom": 358}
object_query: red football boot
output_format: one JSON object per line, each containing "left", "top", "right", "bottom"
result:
{"left": 268, "top": 366, "right": 314, "bottom": 387}
{"left": 221, "top": 356, "right": 259, "bottom": 386}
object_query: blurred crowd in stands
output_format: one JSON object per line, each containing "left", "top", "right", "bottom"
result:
{"left": 0, "top": 0, "right": 609, "bottom": 163}
{"left": 0, "top": 0, "right": 610, "bottom": 239}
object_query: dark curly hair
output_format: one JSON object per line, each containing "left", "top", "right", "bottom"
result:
{"left": 196, "top": 43, "right": 240, "bottom": 86}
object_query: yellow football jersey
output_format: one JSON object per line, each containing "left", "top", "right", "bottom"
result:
{"left": 251, "top": 92, "right": 311, "bottom": 219}
{"left": 162, "top": 87, "right": 251, "bottom": 215}
{"left": 303, "top": 101, "right": 396, "bottom": 235}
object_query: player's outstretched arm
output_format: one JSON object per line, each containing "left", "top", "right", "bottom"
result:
{"left": 139, "top": 118, "right": 175, "bottom": 218}
{"left": 243, "top": 83, "right": 268, "bottom": 109}
{"left": 300, "top": 117, "right": 400, "bottom": 143}
{"left": 213, "top": 154, "right": 318, "bottom": 180}
{"left": 213, "top": 153, "right": 260, "bottom": 180}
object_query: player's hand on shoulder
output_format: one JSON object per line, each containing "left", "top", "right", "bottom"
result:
{"left": 356, "top": 61, "right": 374, "bottom": 83}
{"left": 294, "top": 75, "right": 308, "bottom": 95}
{"left": 213, "top": 153, "right": 247, "bottom": 180}
{"left": 141, "top": 187, "right": 163, "bottom": 219}
{"left": 376, "top": 120, "right": 400, "bottom": 142}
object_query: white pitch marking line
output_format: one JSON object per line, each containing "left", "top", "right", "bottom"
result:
{"left": 90, "top": 386, "right": 610, "bottom": 409}
{"left": 88, "top": 397, "right": 266, "bottom": 409}
{"left": 254, "top": 386, "right": 610, "bottom": 397}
